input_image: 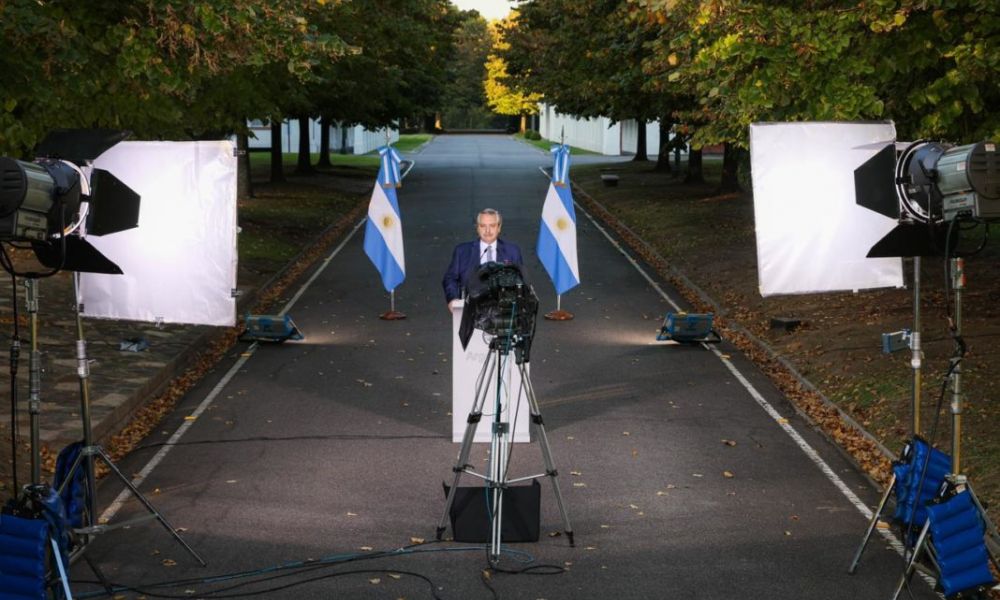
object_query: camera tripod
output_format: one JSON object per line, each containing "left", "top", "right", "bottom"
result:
{"left": 436, "top": 334, "right": 574, "bottom": 564}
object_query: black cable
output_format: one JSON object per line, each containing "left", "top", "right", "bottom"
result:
{"left": 90, "top": 569, "right": 444, "bottom": 600}
{"left": 129, "top": 433, "right": 448, "bottom": 452}
{"left": 74, "top": 542, "right": 451, "bottom": 600}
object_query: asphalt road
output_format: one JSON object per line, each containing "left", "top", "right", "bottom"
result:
{"left": 70, "top": 135, "right": 937, "bottom": 599}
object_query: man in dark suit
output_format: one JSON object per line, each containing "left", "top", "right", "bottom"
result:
{"left": 443, "top": 208, "right": 523, "bottom": 306}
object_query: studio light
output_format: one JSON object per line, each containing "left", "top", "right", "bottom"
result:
{"left": 0, "top": 158, "right": 81, "bottom": 242}
{"left": 0, "top": 129, "right": 140, "bottom": 274}
{"left": 856, "top": 139, "right": 999, "bottom": 257}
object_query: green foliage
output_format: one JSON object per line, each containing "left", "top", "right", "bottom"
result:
{"left": 440, "top": 10, "right": 497, "bottom": 128}
{"left": 484, "top": 15, "right": 542, "bottom": 118}
{"left": 524, "top": 129, "right": 541, "bottom": 140}
{"left": 0, "top": 0, "right": 348, "bottom": 156}
{"left": 633, "top": 0, "right": 1000, "bottom": 147}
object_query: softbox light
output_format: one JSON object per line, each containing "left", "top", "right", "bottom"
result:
{"left": 79, "top": 141, "right": 237, "bottom": 327}
{"left": 750, "top": 122, "right": 904, "bottom": 296}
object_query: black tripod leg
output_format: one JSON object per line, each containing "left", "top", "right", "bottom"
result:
{"left": 96, "top": 448, "right": 207, "bottom": 566}
{"left": 84, "top": 553, "right": 116, "bottom": 596}
{"left": 965, "top": 482, "right": 1000, "bottom": 570}
{"left": 891, "top": 519, "right": 931, "bottom": 600}
{"left": 437, "top": 350, "right": 497, "bottom": 540}
{"left": 848, "top": 473, "right": 895, "bottom": 574}
{"left": 520, "top": 364, "right": 574, "bottom": 546}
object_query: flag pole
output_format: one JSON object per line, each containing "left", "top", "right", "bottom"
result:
{"left": 380, "top": 289, "right": 406, "bottom": 320}
{"left": 545, "top": 293, "right": 573, "bottom": 320}
{"left": 545, "top": 135, "right": 575, "bottom": 320}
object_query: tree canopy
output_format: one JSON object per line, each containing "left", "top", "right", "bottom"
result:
{"left": 0, "top": 0, "right": 459, "bottom": 157}
{"left": 502, "top": 0, "right": 999, "bottom": 149}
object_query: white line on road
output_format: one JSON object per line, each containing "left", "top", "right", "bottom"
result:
{"left": 571, "top": 190, "right": 935, "bottom": 587}
{"left": 100, "top": 217, "right": 369, "bottom": 524}
{"left": 102, "top": 157, "right": 419, "bottom": 520}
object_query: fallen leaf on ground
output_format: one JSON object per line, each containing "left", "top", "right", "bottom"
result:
{"left": 360, "top": 546, "right": 373, "bottom": 551}
{"left": 162, "top": 559, "right": 177, "bottom": 567}
{"left": 410, "top": 537, "right": 424, "bottom": 544}
{"left": 722, "top": 439, "right": 737, "bottom": 447}
{"left": 369, "top": 578, "right": 381, "bottom": 584}
{"left": 723, "top": 471, "right": 735, "bottom": 478}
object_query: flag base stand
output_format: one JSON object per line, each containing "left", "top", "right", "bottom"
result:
{"left": 544, "top": 294, "right": 573, "bottom": 320}
{"left": 544, "top": 309, "right": 574, "bottom": 321}
{"left": 380, "top": 290, "right": 405, "bottom": 320}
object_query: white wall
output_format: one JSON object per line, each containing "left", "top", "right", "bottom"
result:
{"left": 538, "top": 103, "right": 664, "bottom": 156}
{"left": 620, "top": 120, "right": 661, "bottom": 156}
{"left": 539, "top": 104, "right": 620, "bottom": 155}
{"left": 247, "top": 119, "right": 398, "bottom": 155}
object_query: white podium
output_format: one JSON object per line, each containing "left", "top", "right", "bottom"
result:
{"left": 451, "top": 300, "right": 530, "bottom": 443}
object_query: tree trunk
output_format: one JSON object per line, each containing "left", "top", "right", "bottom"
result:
{"left": 520, "top": 114, "right": 526, "bottom": 133}
{"left": 318, "top": 116, "right": 331, "bottom": 167}
{"left": 719, "top": 142, "right": 742, "bottom": 193}
{"left": 269, "top": 120, "right": 284, "bottom": 183}
{"left": 654, "top": 119, "right": 673, "bottom": 173}
{"left": 684, "top": 147, "right": 704, "bottom": 184}
{"left": 236, "top": 131, "right": 253, "bottom": 199}
{"left": 633, "top": 121, "right": 648, "bottom": 161}
{"left": 340, "top": 124, "right": 349, "bottom": 155}
{"left": 296, "top": 116, "right": 314, "bottom": 175}
{"left": 423, "top": 114, "right": 436, "bottom": 133}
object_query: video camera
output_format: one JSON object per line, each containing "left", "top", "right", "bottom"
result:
{"left": 459, "top": 262, "right": 538, "bottom": 362}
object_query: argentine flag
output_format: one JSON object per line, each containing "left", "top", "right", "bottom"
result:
{"left": 364, "top": 145, "right": 405, "bottom": 292}
{"left": 537, "top": 145, "right": 579, "bottom": 295}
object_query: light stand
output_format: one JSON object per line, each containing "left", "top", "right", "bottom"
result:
{"left": 56, "top": 272, "right": 206, "bottom": 566}
{"left": 849, "top": 256, "right": 925, "bottom": 574}
{"left": 889, "top": 258, "right": 1000, "bottom": 599}
{"left": 436, "top": 333, "right": 574, "bottom": 564}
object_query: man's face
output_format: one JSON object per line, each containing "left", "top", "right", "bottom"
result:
{"left": 477, "top": 213, "right": 501, "bottom": 244}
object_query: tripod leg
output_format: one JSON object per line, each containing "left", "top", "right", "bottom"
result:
{"left": 95, "top": 448, "right": 207, "bottom": 566}
{"left": 965, "top": 482, "right": 1000, "bottom": 570}
{"left": 437, "top": 351, "right": 497, "bottom": 540}
{"left": 848, "top": 473, "right": 896, "bottom": 574}
{"left": 890, "top": 519, "right": 931, "bottom": 600}
{"left": 519, "top": 364, "right": 574, "bottom": 546}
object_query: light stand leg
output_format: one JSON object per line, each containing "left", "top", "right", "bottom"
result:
{"left": 890, "top": 519, "right": 932, "bottom": 600}
{"left": 964, "top": 481, "right": 1000, "bottom": 571}
{"left": 848, "top": 473, "right": 896, "bottom": 574}
{"left": 519, "top": 363, "right": 574, "bottom": 545}
{"left": 437, "top": 350, "right": 497, "bottom": 540}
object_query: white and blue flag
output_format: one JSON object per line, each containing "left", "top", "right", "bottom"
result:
{"left": 364, "top": 145, "right": 405, "bottom": 292}
{"left": 537, "top": 144, "right": 579, "bottom": 295}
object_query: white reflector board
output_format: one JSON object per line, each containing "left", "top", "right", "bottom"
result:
{"left": 80, "top": 141, "right": 237, "bottom": 326}
{"left": 750, "top": 122, "right": 904, "bottom": 296}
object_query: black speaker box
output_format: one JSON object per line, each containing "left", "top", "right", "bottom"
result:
{"left": 443, "top": 480, "right": 540, "bottom": 543}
